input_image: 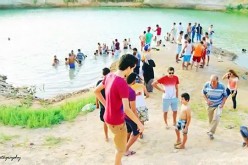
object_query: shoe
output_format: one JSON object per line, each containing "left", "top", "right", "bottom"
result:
{"left": 207, "top": 132, "right": 214, "bottom": 140}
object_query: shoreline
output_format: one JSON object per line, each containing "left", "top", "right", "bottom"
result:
{"left": 0, "top": 2, "right": 238, "bottom": 12}
{"left": 0, "top": 45, "right": 247, "bottom": 106}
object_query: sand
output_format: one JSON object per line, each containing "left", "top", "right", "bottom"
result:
{"left": 1, "top": 42, "right": 248, "bottom": 165}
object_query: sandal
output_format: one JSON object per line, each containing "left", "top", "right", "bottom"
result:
{"left": 174, "top": 142, "right": 181, "bottom": 146}
{"left": 124, "top": 151, "right": 136, "bottom": 156}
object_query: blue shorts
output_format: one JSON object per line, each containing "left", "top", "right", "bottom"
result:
{"left": 69, "top": 63, "right": 75, "bottom": 69}
{"left": 162, "top": 98, "right": 178, "bottom": 112}
{"left": 177, "top": 44, "right": 182, "bottom": 54}
{"left": 240, "top": 126, "right": 248, "bottom": 138}
{"left": 125, "top": 119, "right": 139, "bottom": 136}
{"left": 183, "top": 55, "right": 191, "bottom": 62}
{"left": 176, "top": 119, "right": 188, "bottom": 134}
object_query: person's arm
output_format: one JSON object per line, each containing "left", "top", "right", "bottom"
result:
{"left": 183, "top": 109, "right": 191, "bottom": 133}
{"left": 123, "top": 98, "right": 144, "bottom": 132}
{"left": 94, "top": 83, "right": 106, "bottom": 107}
{"left": 222, "top": 72, "right": 229, "bottom": 80}
{"left": 175, "top": 84, "right": 179, "bottom": 98}
{"left": 95, "top": 97, "right": 99, "bottom": 109}
{"left": 202, "top": 84, "right": 213, "bottom": 106}
{"left": 130, "top": 100, "right": 138, "bottom": 117}
{"left": 152, "top": 80, "right": 165, "bottom": 93}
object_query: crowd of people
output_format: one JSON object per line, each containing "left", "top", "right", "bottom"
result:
{"left": 92, "top": 22, "right": 246, "bottom": 165}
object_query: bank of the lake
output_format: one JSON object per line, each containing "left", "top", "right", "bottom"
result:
{"left": 0, "top": 0, "right": 248, "bottom": 12}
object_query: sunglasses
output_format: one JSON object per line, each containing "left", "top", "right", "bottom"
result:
{"left": 169, "top": 72, "right": 174, "bottom": 75}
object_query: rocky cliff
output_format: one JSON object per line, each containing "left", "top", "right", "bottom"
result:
{"left": 0, "top": 0, "right": 247, "bottom": 10}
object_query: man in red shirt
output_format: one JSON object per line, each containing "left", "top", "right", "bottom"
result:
{"left": 152, "top": 67, "right": 179, "bottom": 128}
{"left": 94, "top": 54, "right": 144, "bottom": 165}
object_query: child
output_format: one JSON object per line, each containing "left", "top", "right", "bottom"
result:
{"left": 174, "top": 93, "right": 191, "bottom": 149}
{"left": 129, "top": 73, "right": 149, "bottom": 139}
{"left": 124, "top": 73, "right": 141, "bottom": 156}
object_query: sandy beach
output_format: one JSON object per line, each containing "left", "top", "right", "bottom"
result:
{"left": 1, "top": 41, "right": 248, "bottom": 165}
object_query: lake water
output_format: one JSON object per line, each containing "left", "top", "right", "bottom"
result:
{"left": 0, "top": 7, "right": 247, "bottom": 98}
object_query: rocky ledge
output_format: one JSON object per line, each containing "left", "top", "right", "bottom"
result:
{"left": 0, "top": 75, "right": 35, "bottom": 99}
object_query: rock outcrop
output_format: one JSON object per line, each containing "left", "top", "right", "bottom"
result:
{"left": 0, "top": 0, "right": 247, "bottom": 10}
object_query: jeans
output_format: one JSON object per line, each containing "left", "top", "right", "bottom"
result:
{"left": 226, "top": 88, "right": 237, "bottom": 109}
{"left": 191, "top": 32, "right": 195, "bottom": 42}
{"left": 197, "top": 33, "right": 201, "bottom": 41}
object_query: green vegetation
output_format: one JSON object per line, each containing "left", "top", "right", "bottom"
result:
{"left": 226, "top": 4, "right": 248, "bottom": 15}
{"left": 0, "top": 133, "right": 19, "bottom": 144}
{"left": 93, "top": 0, "right": 144, "bottom": 2}
{"left": 0, "top": 94, "right": 95, "bottom": 128}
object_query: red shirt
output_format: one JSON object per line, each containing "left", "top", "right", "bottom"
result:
{"left": 156, "top": 27, "right": 162, "bottom": 35}
{"left": 157, "top": 75, "right": 179, "bottom": 99}
{"left": 102, "top": 73, "right": 129, "bottom": 125}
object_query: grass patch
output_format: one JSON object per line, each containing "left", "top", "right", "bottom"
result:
{"left": 221, "top": 109, "right": 242, "bottom": 128}
{"left": 0, "top": 133, "right": 19, "bottom": 144}
{"left": 0, "top": 93, "right": 95, "bottom": 128}
{"left": 191, "top": 102, "right": 208, "bottom": 121}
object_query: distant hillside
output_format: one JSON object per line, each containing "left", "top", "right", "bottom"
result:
{"left": 0, "top": 0, "right": 247, "bottom": 11}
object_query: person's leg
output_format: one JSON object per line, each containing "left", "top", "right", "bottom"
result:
{"left": 107, "top": 123, "right": 127, "bottom": 165}
{"left": 207, "top": 55, "right": 210, "bottom": 66}
{"left": 163, "top": 112, "right": 168, "bottom": 126}
{"left": 163, "top": 98, "right": 169, "bottom": 127}
{"left": 208, "top": 106, "right": 219, "bottom": 134}
{"left": 175, "top": 129, "right": 181, "bottom": 144}
{"left": 104, "top": 123, "right": 109, "bottom": 141}
{"left": 125, "top": 120, "right": 140, "bottom": 155}
{"left": 171, "top": 98, "right": 178, "bottom": 126}
{"left": 232, "top": 90, "right": 237, "bottom": 109}
{"left": 180, "top": 133, "right": 187, "bottom": 148}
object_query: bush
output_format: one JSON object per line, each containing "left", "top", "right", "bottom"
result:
{"left": 237, "top": 4, "right": 243, "bottom": 10}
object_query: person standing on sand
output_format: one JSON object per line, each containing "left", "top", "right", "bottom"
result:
{"left": 130, "top": 73, "right": 149, "bottom": 139}
{"left": 187, "top": 23, "right": 192, "bottom": 37}
{"left": 181, "top": 38, "right": 193, "bottom": 70}
{"left": 176, "top": 31, "right": 183, "bottom": 63}
{"left": 222, "top": 69, "right": 239, "bottom": 110}
{"left": 152, "top": 67, "right": 179, "bottom": 128}
{"left": 132, "top": 48, "right": 141, "bottom": 76}
{"left": 171, "top": 22, "right": 177, "bottom": 43}
{"left": 196, "top": 23, "right": 202, "bottom": 42}
{"left": 205, "top": 32, "right": 213, "bottom": 66}
{"left": 202, "top": 75, "right": 227, "bottom": 140}
{"left": 139, "top": 31, "right": 146, "bottom": 51}
{"left": 191, "top": 22, "right": 197, "bottom": 43}
{"left": 174, "top": 93, "right": 191, "bottom": 149}
{"left": 145, "top": 27, "right": 153, "bottom": 46}
{"left": 124, "top": 73, "right": 141, "bottom": 156}
{"left": 154, "top": 24, "right": 162, "bottom": 46}
{"left": 191, "top": 41, "right": 204, "bottom": 72}
{"left": 94, "top": 54, "right": 144, "bottom": 165}
{"left": 96, "top": 67, "right": 111, "bottom": 142}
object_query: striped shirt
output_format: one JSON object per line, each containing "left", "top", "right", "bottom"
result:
{"left": 202, "top": 82, "right": 227, "bottom": 107}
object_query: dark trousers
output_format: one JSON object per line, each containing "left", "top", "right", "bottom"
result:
{"left": 226, "top": 88, "right": 237, "bottom": 109}
{"left": 192, "top": 32, "right": 195, "bottom": 42}
{"left": 134, "top": 66, "right": 140, "bottom": 75}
